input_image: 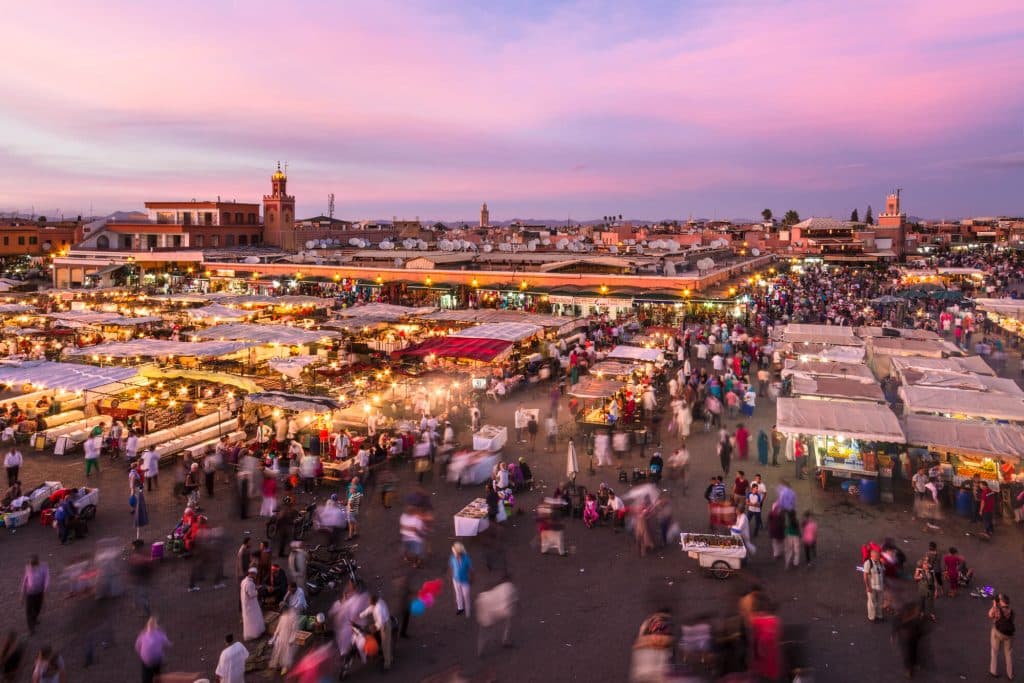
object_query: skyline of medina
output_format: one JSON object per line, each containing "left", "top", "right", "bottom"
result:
{"left": 2, "top": 1, "right": 1023, "bottom": 222}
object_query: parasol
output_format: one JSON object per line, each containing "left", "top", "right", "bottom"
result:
{"left": 566, "top": 439, "right": 579, "bottom": 482}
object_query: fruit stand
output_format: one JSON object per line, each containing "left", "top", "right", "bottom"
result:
{"left": 680, "top": 533, "right": 747, "bottom": 579}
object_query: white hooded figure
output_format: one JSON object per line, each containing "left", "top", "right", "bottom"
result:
{"left": 240, "top": 568, "right": 265, "bottom": 641}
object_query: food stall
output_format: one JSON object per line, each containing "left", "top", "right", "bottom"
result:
{"left": 775, "top": 397, "right": 906, "bottom": 496}
{"left": 453, "top": 498, "right": 490, "bottom": 537}
{"left": 899, "top": 386, "right": 1024, "bottom": 425}
{"left": 472, "top": 425, "right": 508, "bottom": 452}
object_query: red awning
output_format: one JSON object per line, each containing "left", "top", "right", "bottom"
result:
{"left": 393, "top": 336, "right": 513, "bottom": 362}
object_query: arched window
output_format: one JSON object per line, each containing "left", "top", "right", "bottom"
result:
{"left": 238, "top": 235, "right": 248, "bottom": 246}
{"left": 96, "top": 235, "right": 109, "bottom": 249}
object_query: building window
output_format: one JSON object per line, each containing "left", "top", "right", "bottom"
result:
{"left": 248, "top": 213, "right": 256, "bottom": 224}
{"left": 2, "top": 237, "right": 7, "bottom": 246}
{"left": 147, "top": 235, "right": 158, "bottom": 249}
{"left": 225, "top": 234, "right": 235, "bottom": 247}
{"left": 29, "top": 236, "right": 37, "bottom": 245}
{"left": 121, "top": 235, "right": 133, "bottom": 249}
{"left": 234, "top": 212, "right": 243, "bottom": 224}
{"left": 172, "top": 235, "right": 182, "bottom": 248}
{"left": 96, "top": 235, "right": 110, "bottom": 249}
{"left": 238, "top": 235, "right": 248, "bottom": 246}
{"left": 221, "top": 213, "right": 231, "bottom": 225}
{"left": 210, "top": 235, "right": 219, "bottom": 247}
{"left": 17, "top": 236, "right": 25, "bottom": 246}
{"left": 194, "top": 235, "right": 204, "bottom": 248}
{"left": 251, "top": 234, "right": 260, "bottom": 245}
{"left": 203, "top": 212, "right": 213, "bottom": 226}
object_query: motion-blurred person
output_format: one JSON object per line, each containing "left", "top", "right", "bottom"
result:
{"left": 269, "top": 583, "right": 305, "bottom": 675}
{"left": 475, "top": 577, "right": 517, "bottom": 656}
{"left": 20, "top": 555, "right": 49, "bottom": 635}
{"left": 134, "top": 616, "right": 171, "bottom": 683}
{"left": 0, "top": 630, "right": 24, "bottom": 683}
{"left": 359, "top": 593, "right": 393, "bottom": 670}
{"left": 893, "top": 602, "right": 927, "bottom": 679}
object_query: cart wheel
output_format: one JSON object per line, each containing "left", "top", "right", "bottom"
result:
{"left": 80, "top": 505, "right": 97, "bottom": 521}
{"left": 266, "top": 519, "right": 277, "bottom": 539}
{"left": 710, "top": 560, "right": 731, "bottom": 580}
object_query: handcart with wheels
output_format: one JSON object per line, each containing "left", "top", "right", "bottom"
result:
{"left": 681, "top": 532, "right": 746, "bottom": 579}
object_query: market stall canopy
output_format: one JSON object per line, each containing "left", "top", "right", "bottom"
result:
{"left": 974, "top": 298, "right": 1024, "bottom": 320}
{"left": 779, "top": 342, "right": 866, "bottom": 363}
{"left": 449, "top": 322, "right": 542, "bottom": 343}
{"left": 855, "top": 327, "right": 941, "bottom": 341}
{"left": 589, "top": 360, "right": 643, "bottom": 379}
{"left": 244, "top": 391, "right": 341, "bottom": 413}
{"left": 606, "top": 345, "right": 663, "bottom": 363}
{"left": 393, "top": 336, "right": 513, "bottom": 362}
{"left": 138, "top": 366, "right": 260, "bottom": 393}
{"left": 888, "top": 355, "right": 995, "bottom": 377}
{"left": 0, "top": 360, "right": 138, "bottom": 392}
{"left": 186, "top": 304, "right": 253, "bottom": 322}
{"left": 899, "top": 369, "right": 1023, "bottom": 395}
{"left": 66, "top": 339, "right": 256, "bottom": 359}
{"left": 775, "top": 397, "right": 905, "bottom": 442}
{"left": 867, "top": 337, "right": 962, "bottom": 358}
{"left": 777, "top": 324, "right": 863, "bottom": 347}
{"left": 320, "top": 316, "right": 392, "bottom": 332}
{"left": 419, "top": 309, "right": 585, "bottom": 334}
{"left": 193, "top": 323, "right": 340, "bottom": 345}
{"left": 781, "top": 359, "right": 876, "bottom": 382}
{"left": 335, "top": 303, "right": 435, "bottom": 321}
{"left": 267, "top": 355, "right": 320, "bottom": 378}
{"left": 567, "top": 376, "right": 624, "bottom": 399}
{"left": 899, "top": 385, "right": 1024, "bottom": 422}
{"left": 146, "top": 294, "right": 212, "bottom": 304}
{"left": 903, "top": 414, "right": 1024, "bottom": 460}
{"left": 0, "top": 304, "right": 36, "bottom": 313}
{"left": 44, "top": 311, "right": 160, "bottom": 327}
{"left": 790, "top": 376, "right": 886, "bottom": 402}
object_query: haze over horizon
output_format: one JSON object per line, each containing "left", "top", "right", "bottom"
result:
{"left": 3, "top": 1, "right": 1023, "bottom": 222}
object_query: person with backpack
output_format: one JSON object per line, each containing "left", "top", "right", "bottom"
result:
{"left": 989, "top": 593, "right": 1015, "bottom": 679}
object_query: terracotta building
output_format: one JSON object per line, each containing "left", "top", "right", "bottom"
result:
{"left": 0, "top": 220, "right": 79, "bottom": 257}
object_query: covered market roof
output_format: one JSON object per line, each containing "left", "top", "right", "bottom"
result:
{"left": 186, "top": 304, "right": 254, "bottom": 322}
{"left": 449, "top": 322, "right": 543, "bottom": 342}
{"left": 899, "top": 385, "right": 1024, "bottom": 423}
{"left": 192, "top": 323, "right": 340, "bottom": 345}
{"left": 888, "top": 355, "right": 995, "bottom": 377}
{"left": 777, "top": 323, "right": 863, "bottom": 347}
{"left": 775, "top": 397, "right": 905, "bottom": 442}
{"left": 606, "top": 345, "right": 663, "bottom": 363}
{"left": 780, "top": 359, "right": 876, "bottom": 382}
{"left": 903, "top": 414, "right": 1024, "bottom": 460}
{"left": 245, "top": 391, "right": 342, "bottom": 414}
{"left": 0, "top": 360, "right": 138, "bottom": 392}
{"left": 66, "top": 339, "right": 256, "bottom": 359}
{"left": 393, "top": 336, "right": 512, "bottom": 362}
{"left": 790, "top": 376, "right": 886, "bottom": 402}
{"left": 567, "top": 376, "right": 624, "bottom": 399}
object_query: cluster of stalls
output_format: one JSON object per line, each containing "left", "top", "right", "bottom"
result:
{"left": 774, "top": 323, "right": 1024, "bottom": 512}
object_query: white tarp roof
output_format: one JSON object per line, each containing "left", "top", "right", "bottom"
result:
{"left": 193, "top": 323, "right": 340, "bottom": 345}
{"left": 0, "top": 304, "right": 35, "bottom": 313}
{"left": 791, "top": 376, "right": 886, "bottom": 402}
{"left": 449, "top": 322, "right": 543, "bottom": 342}
{"left": 211, "top": 294, "right": 330, "bottom": 308}
{"left": 567, "top": 376, "right": 624, "bottom": 399}
{"left": 781, "top": 342, "right": 867, "bottom": 363}
{"left": 868, "top": 336, "right": 961, "bottom": 357}
{"left": 903, "top": 414, "right": 1024, "bottom": 459}
{"left": 899, "top": 369, "right": 1023, "bottom": 396}
{"left": 779, "top": 323, "right": 863, "bottom": 346}
{"left": 244, "top": 391, "right": 341, "bottom": 414}
{"left": 776, "top": 397, "right": 905, "bottom": 442}
{"left": 856, "top": 327, "right": 941, "bottom": 341}
{"left": 590, "top": 360, "right": 643, "bottom": 378}
{"left": 899, "top": 385, "right": 1024, "bottom": 422}
{"left": 66, "top": 339, "right": 256, "bottom": 359}
{"left": 186, "top": 304, "right": 253, "bottom": 322}
{"left": 335, "top": 303, "right": 435, "bottom": 320}
{"left": 781, "top": 359, "right": 876, "bottom": 382}
{"left": 267, "top": 355, "right": 320, "bottom": 378}
{"left": 974, "top": 298, "right": 1024, "bottom": 320}
{"left": 0, "top": 360, "right": 138, "bottom": 392}
{"left": 421, "top": 309, "right": 585, "bottom": 332}
{"left": 607, "top": 345, "right": 663, "bottom": 363}
{"left": 889, "top": 355, "right": 996, "bottom": 377}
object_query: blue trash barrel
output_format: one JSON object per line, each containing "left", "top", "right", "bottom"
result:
{"left": 859, "top": 478, "right": 879, "bottom": 505}
{"left": 956, "top": 489, "right": 974, "bottom": 518}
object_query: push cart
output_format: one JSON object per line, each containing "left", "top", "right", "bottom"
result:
{"left": 71, "top": 487, "right": 100, "bottom": 520}
{"left": 681, "top": 532, "right": 747, "bottom": 579}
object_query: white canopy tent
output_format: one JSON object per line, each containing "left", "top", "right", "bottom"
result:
{"left": 889, "top": 355, "right": 995, "bottom": 377}
{"left": 267, "top": 355, "right": 320, "bottom": 378}
{"left": 244, "top": 391, "right": 342, "bottom": 414}
{"left": 193, "top": 323, "right": 340, "bottom": 345}
{"left": 335, "top": 303, "right": 435, "bottom": 320}
{"left": 449, "top": 322, "right": 543, "bottom": 343}
{"left": 778, "top": 324, "right": 864, "bottom": 347}
{"left": 903, "top": 414, "right": 1024, "bottom": 460}
{"left": 567, "top": 376, "right": 624, "bottom": 399}
{"left": 186, "top": 304, "right": 253, "bottom": 322}
{"left": 781, "top": 359, "right": 876, "bottom": 382}
{"left": 899, "top": 385, "right": 1024, "bottom": 423}
{"left": 775, "top": 397, "right": 905, "bottom": 442}
{"left": 0, "top": 360, "right": 139, "bottom": 393}
{"left": 606, "top": 345, "right": 663, "bottom": 363}
{"left": 65, "top": 339, "right": 257, "bottom": 359}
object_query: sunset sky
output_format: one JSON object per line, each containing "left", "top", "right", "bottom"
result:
{"left": 3, "top": 1, "right": 1023, "bottom": 221}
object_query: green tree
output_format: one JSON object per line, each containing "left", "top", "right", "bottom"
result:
{"left": 761, "top": 208, "right": 773, "bottom": 222}
{"left": 850, "top": 208, "right": 859, "bottom": 222}
{"left": 783, "top": 210, "right": 800, "bottom": 226}
{"left": 37, "top": 216, "right": 47, "bottom": 223}
{"left": 865, "top": 205, "right": 874, "bottom": 225}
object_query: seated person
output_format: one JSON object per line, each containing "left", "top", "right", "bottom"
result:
{"left": 2, "top": 480, "right": 21, "bottom": 508}
{"left": 259, "top": 563, "right": 288, "bottom": 605}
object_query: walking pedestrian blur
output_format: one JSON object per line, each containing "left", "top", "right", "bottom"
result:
{"left": 134, "top": 616, "right": 171, "bottom": 683}
{"left": 4, "top": 448, "right": 21, "bottom": 487}
{"left": 476, "top": 577, "right": 517, "bottom": 656}
{"left": 20, "top": 555, "right": 48, "bottom": 635}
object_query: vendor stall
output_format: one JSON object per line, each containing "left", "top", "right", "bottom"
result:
{"left": 453, "top": 498, "right": 490, "bottom": 537}
{"left": 899, "top": 386, "right": 1024, "bottom": 424}
{"left": 606, "top": 345, "right": 663, "bottom": 364}
{"left": 447, "top": 450, "right": 501, "bottom": 486}
{"left": 903, "top": 414, "right": 1024, "bottom": 492}
{"left": 472, "top": 425, "right": 508, "bottom": 452}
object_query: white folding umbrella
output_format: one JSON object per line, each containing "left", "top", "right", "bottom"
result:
{"left": 566, "top": 439, "right": 579, "bottom": 481}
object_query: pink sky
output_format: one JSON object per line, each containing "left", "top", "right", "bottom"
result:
{"left": 2, "top": 1, "right": 1022, "bottom": 221}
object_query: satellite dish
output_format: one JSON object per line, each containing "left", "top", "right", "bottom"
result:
{"left": 541, "top": 238, "right": 551, "bottom": 246}
{"left": 417, "top": 240, "right": 428, "bottom": 250}
{"left": 635, "top": 245, "right": 644, "bottom": 255}
{"left": 305, "top": 240, "right": 316, "bottom": 250}
{"left": 751, "top": 248, "right": 761, "bottom": 256}
{"left": 379, "top": 240, "right": 394, "bottom": 250}
{"left": 483, "top": 244, "right": 493, "bottom": 253}
{"left": 609, "top": 245, "right": 618, "bottom": 254}
{"left": 244, "top": 256, "right": 260, "bottom": 264}
{"left": 349, "top": 238, "right": 361, "bottom": 246}
{"left": 394, "top": 258, "right": 404, "bottom": 267}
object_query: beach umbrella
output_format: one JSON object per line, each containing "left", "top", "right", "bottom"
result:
{"left": 566, "top": 440, "right": 579, "bottom": 482}
{"left": 132, "top": 488, "right": 149, "bottom": 542}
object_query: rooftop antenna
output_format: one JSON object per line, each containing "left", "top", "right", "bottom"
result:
{"left": 328, "top": 193, "right": 335, "bottom": 221}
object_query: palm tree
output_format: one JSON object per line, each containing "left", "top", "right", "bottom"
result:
{"left": 783, "top": 210, "right": 800, "bottom": 226}
{"left": 761, "top": 208, "right": 773, "bottom": 222}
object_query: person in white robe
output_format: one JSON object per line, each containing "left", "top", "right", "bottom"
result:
{"left": 240, "top": 568, "right": 265, "bottom": 641}
{"left": 215, "top": 634, "right": 249, "bottom": 683}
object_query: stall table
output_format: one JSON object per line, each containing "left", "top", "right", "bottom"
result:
{"left": 454, "top": 498, "right": 490, "bottom": 537}
{"left": 473, "top": 425, "right": 507, "bottom": 452}
{"left": 447, "top": 450, "right": 500, "bottom": 486}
